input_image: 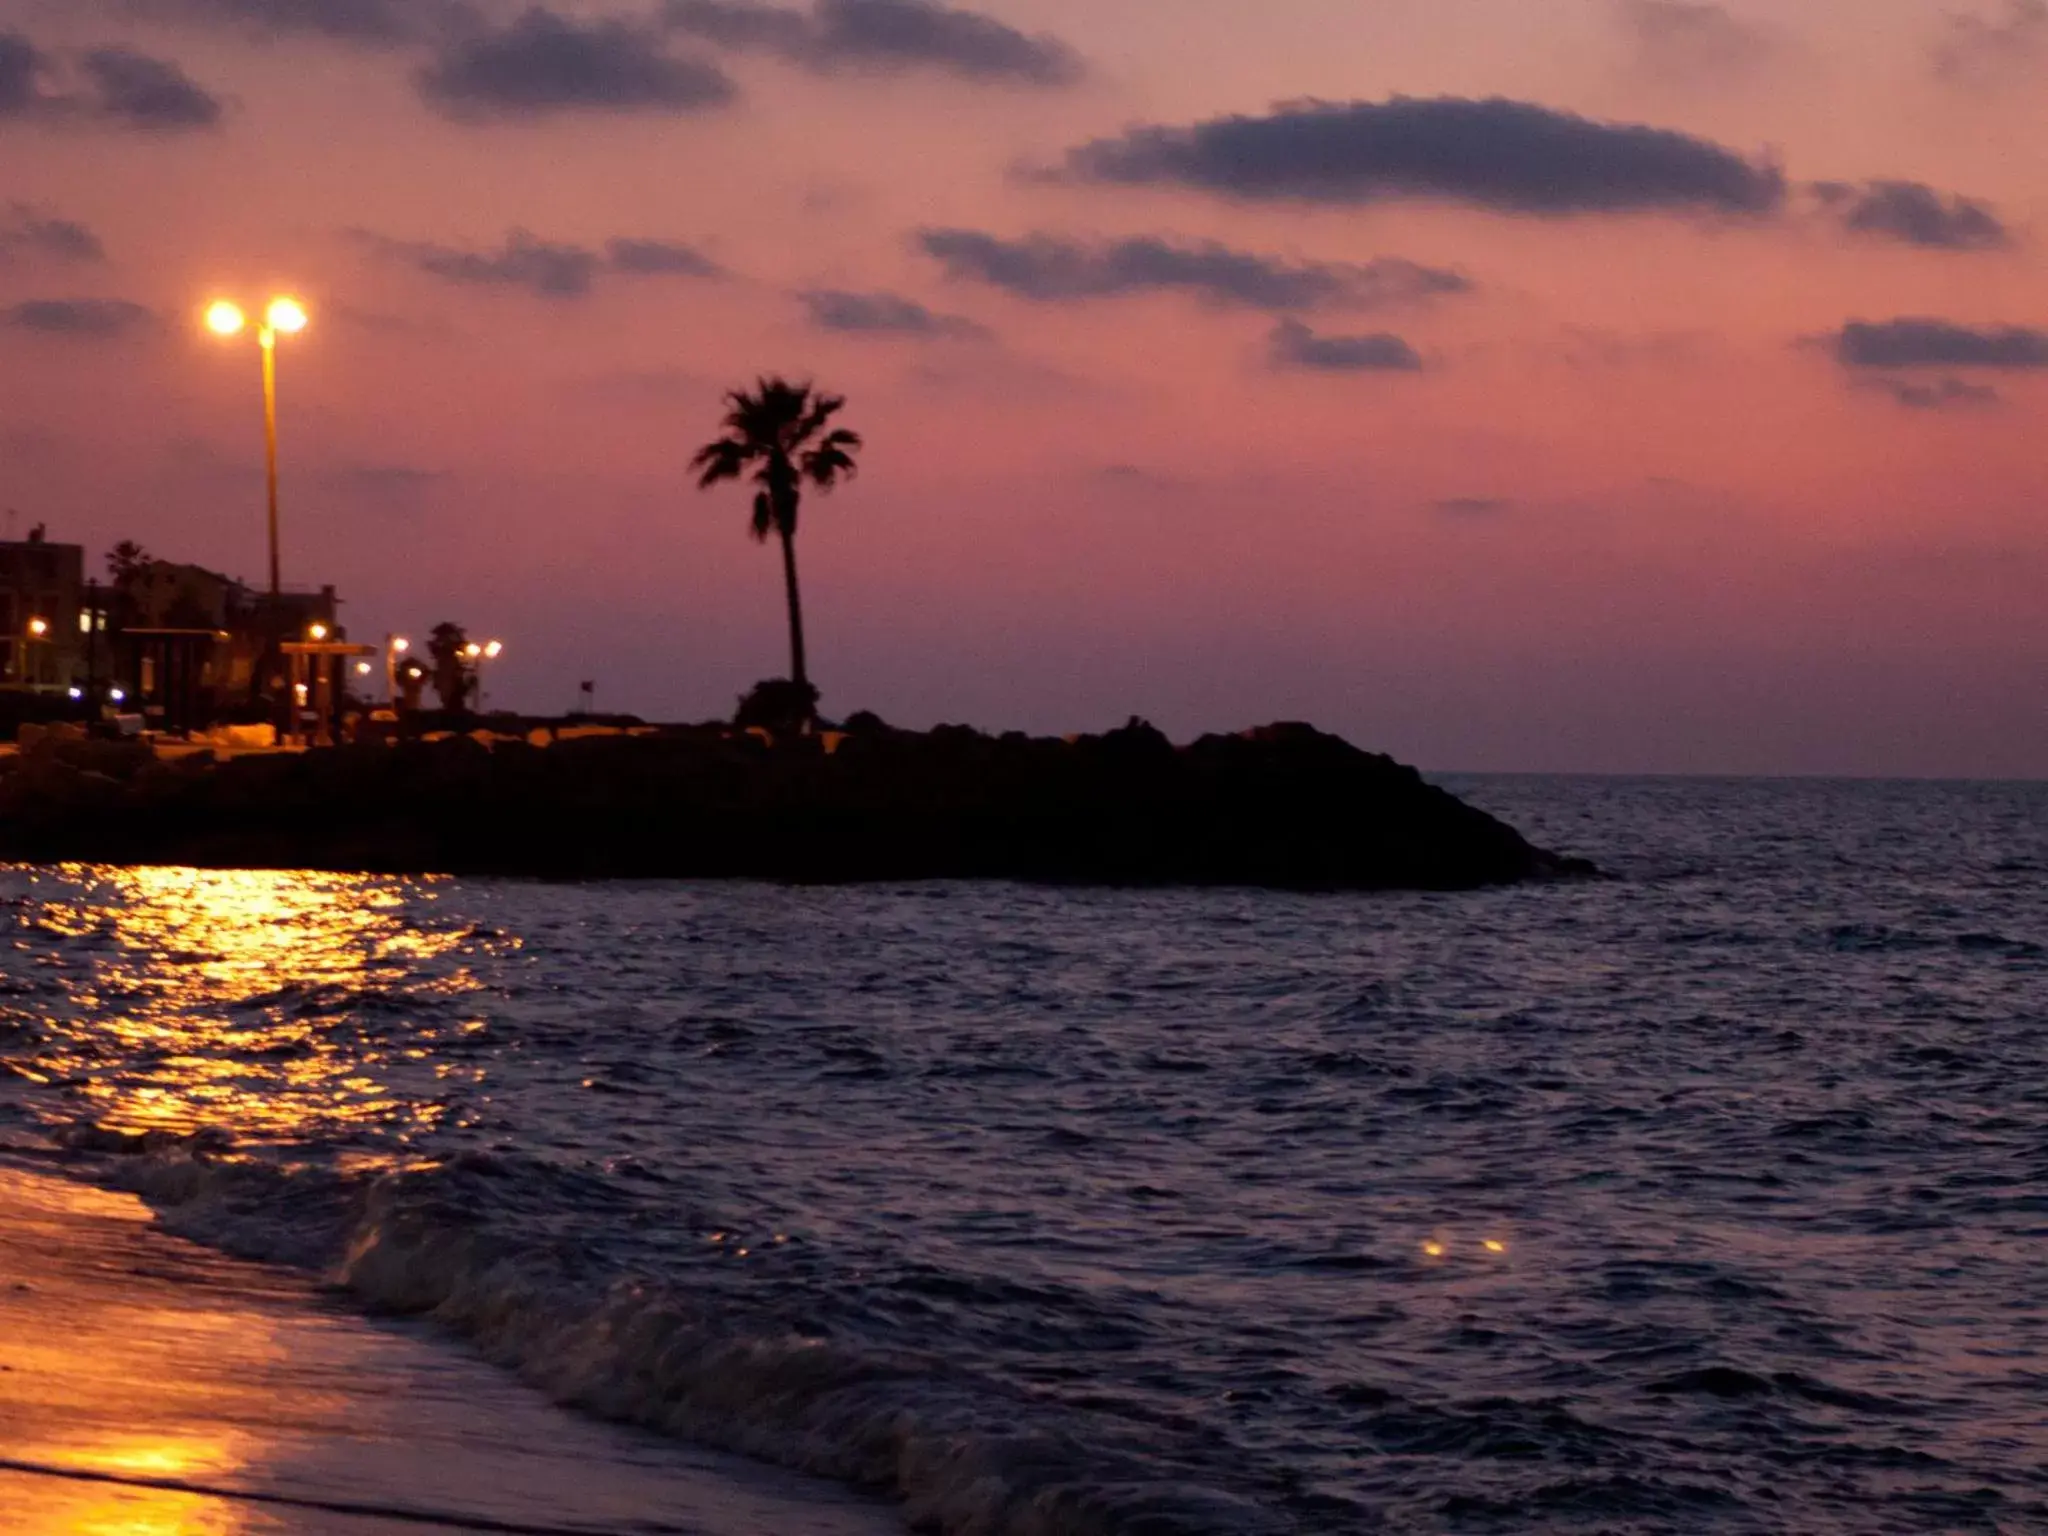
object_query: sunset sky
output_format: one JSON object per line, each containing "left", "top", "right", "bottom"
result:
{"left": 1, "top": 0, "right": 2044, "bottom": 774}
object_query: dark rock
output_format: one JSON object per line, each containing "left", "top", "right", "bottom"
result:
{"left": 0, "top": 721, "right": 1596, "bottom": 890}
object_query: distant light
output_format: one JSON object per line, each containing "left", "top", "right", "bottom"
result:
{"left": 25, "top": 617, "right": 48, "bottom": 638}
{"left": 109, "top": 688, "right": 126, "bottom": 703}
{"left": 462, "top": 643, "right": 482, "bottom": 660}
{"left": 390, "top": 637, "right": 409, "bottom": 654}
{"left": 307, "top": 622, "right": 329, "bottom": 641}
{"left": 265, "top": 297, "right": 308, "bottom": 335}
{"left": 355, "top": 661, "right": 373, "bottom": 676}
{"left": 1483, "top": 1239, "right": 1507, "bottom": 1254}
{"left": 1421, "top": 1240, "right": 1445, "bottom": 1259}
{"left": 482, "top": 640, "right": 502, "bottom": 660}
{"left": 294, "top": 683, "right": 309, "bottom": 705}
{"left": 67, "top": 687, "right": 83, "bottom": 701}
{"left": 78, "top": 610, "right": 93, "bottom": 634}
{"left": 205, "top": 300, "right": 246, "bottom": 337}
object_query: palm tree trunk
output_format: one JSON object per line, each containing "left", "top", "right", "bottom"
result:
{"left": 778, "top": 525, "right": 808, "bottom": 691}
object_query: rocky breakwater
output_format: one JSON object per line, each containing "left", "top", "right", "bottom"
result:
{"left": 0, "top": 720, "right": 1594, "bottom": 889}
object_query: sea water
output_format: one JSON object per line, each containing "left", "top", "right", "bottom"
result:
{"left": 1, "top": 776, "right": 2043, "bottom": 1534}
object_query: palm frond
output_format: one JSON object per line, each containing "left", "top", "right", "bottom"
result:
{"left": 801, "top": 427, "right": 861, "bottom": 489}
{"left": 793, "top": 391, "right": 846, "bottom": 446}
{"left": 691, "top": 438, "right": 752, "bottom": 489}
{"left": 750, "top": 491, "right": 776, "bottom": 542}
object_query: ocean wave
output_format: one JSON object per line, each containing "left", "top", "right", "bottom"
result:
{"left": 93, "top": 1139, "right": 1290, "bottom": 1536}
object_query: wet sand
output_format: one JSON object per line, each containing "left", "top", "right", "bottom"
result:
{"left": 0, "top": 1161, "right": 906, "bottom": 1535}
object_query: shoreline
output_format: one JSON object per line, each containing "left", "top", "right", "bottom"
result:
{"left": 0, "top": 1154, "right": 905, "bottom": 1536}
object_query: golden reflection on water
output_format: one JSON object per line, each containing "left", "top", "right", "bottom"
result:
{"left": 5, "top": 1432, "right": 253, "bottom": 1536}
{"left": 0, "top": 1479, "right": 243, "bottom": 1536}
{"left": 25, "top": 865, "right": 489, "bottom": 1147}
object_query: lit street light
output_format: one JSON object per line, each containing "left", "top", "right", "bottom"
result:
{"left": 470, "top": 639, "right": 505, "bottom": 711}
{"left": 26, "top": 617, "right": 48, "bottom": 638}
{"left": 385, "top": 636, "right": 410, "bottom": 706}
{"left": 205, "top": 295, "right": 310, "bottom": 599}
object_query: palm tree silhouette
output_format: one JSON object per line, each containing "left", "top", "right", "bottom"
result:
{"left": 692, "top": 377, "right": 861, "bottom": 695}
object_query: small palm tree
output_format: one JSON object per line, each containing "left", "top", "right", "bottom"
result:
{"left": 692, "top": 376, "right": 862, "bottom": 697}
{"left": 427, "top": 621, "right": 471, "bottom": 715}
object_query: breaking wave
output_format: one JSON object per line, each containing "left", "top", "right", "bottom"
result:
{"left": 94, "top": 1138, "right": 1285, "bottom": 1536}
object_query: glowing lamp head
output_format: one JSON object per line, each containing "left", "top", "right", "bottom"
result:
{"left": 463, "top": 643, "right": 482, "bottom": 660}
{"left": 391, "top": 637, "right": 409, "bottom": 654}
{"left": 307, "top": 622, "right": 329, "bottom": 642}
{"left": 205, "top": 300, "right": 247, "bottom": 337}
{"left": 265, "top": 297, "right": 308, "bottom": 335}
{"left": 67, "top": 687, "right": 83, "bottom": 701}
{"left": 109, "top": 687, "right": 126, "bottom": 703}
{"left": 26, "top": 617, "right": 48, "bottom": 638}
{"left": 482, "top": 640, "right": 502, "bottom": 660}
{"left": 355, "top": 661, "right": 373, "bottom": 676}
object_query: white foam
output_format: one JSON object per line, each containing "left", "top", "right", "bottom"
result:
{"left": 104, "top": 1145, "right": 1285, "bottom": 1536}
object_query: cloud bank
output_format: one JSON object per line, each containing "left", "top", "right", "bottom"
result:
{"left": 1058, "top": 96, "right": 1786, "bottom": 216}
{"left": 1834, "top": 318, "right": 2048, "bottom": 369}
{"left": 419, "top": 9, "right": 734, "bottom": 119}
{"left": 0, "top": 31, "right": 223, "bottom": 130}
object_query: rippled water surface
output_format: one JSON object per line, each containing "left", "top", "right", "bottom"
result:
{"left": 3, "top": 776, "right": 2045, "bottom": 1534}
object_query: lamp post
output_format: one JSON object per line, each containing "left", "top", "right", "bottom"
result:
{"left": 463, "top": 639, "right": 504, "bottom": 712}
{"left": 23, "top": 616, "right": 48, "bottom": 691}
{"left": 205, "top": 297, "right": 308, "bottom": 600}
{"left": 386, "top": 635, "right": 409, "bottom": 707}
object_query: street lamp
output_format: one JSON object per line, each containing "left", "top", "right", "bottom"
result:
{"left": 204, "top": 295, "right": 309, "bottom": 600}
{"left": 384, "top": 636, "right": 410, "bottom": 706}
{"left": 26, "top": 617, "right": 48, "bottom": 638}
{"left": 468, "top": 639, "right": 504, "bottom": 711}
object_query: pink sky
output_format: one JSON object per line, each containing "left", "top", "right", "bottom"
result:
{"left": 1, "top": 0, "right": 2044, "bottom": 774}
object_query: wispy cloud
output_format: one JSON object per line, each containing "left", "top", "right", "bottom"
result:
{"left": 1617, "top": 1, "right": 1777, "bottom": 84}
{"left": 1269, "top": 318, "right": 1423, "bottom": 373}
{"left": 1862, "top": 376, "right": 2002, "bottom": 410}
{"left": 1933, "top": 0, "right": 2048, "bottom": 86}
{"left": 2, "top": 297, "right": 157, "bottom": 337}
{"left": 918, "top": 229, "right": 1470, "bottom": 313}
{"left": 363, "top": 228, "right": 725, "bottom": 298}
{"left": 801, "top": 288, "right": 988, "bottom": 338}
{"left": 664, "top": 0, "right": 1081, "bottom": 85}
{"left": 1812, "top": 180, "right": 2011, "bottom": 251}
{"left": 118, "top": 0, "right": 478, "bottom": 48}
{"left": 78, "top": 47, "right": 223, "bottom": 129}
{"left": 0, "top": 203, "right": 103, "bottom": 264}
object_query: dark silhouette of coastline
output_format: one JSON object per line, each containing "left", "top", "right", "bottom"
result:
{"left": 0, "top": 719, "right": 1594, "bottom": 889}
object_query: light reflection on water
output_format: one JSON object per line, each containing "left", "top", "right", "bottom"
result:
{"left": 4, "top": 775, "right": 2047, "bottom": 1533}
{"left": 9, "top": 865, "right": 491, "bottom": 1148}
